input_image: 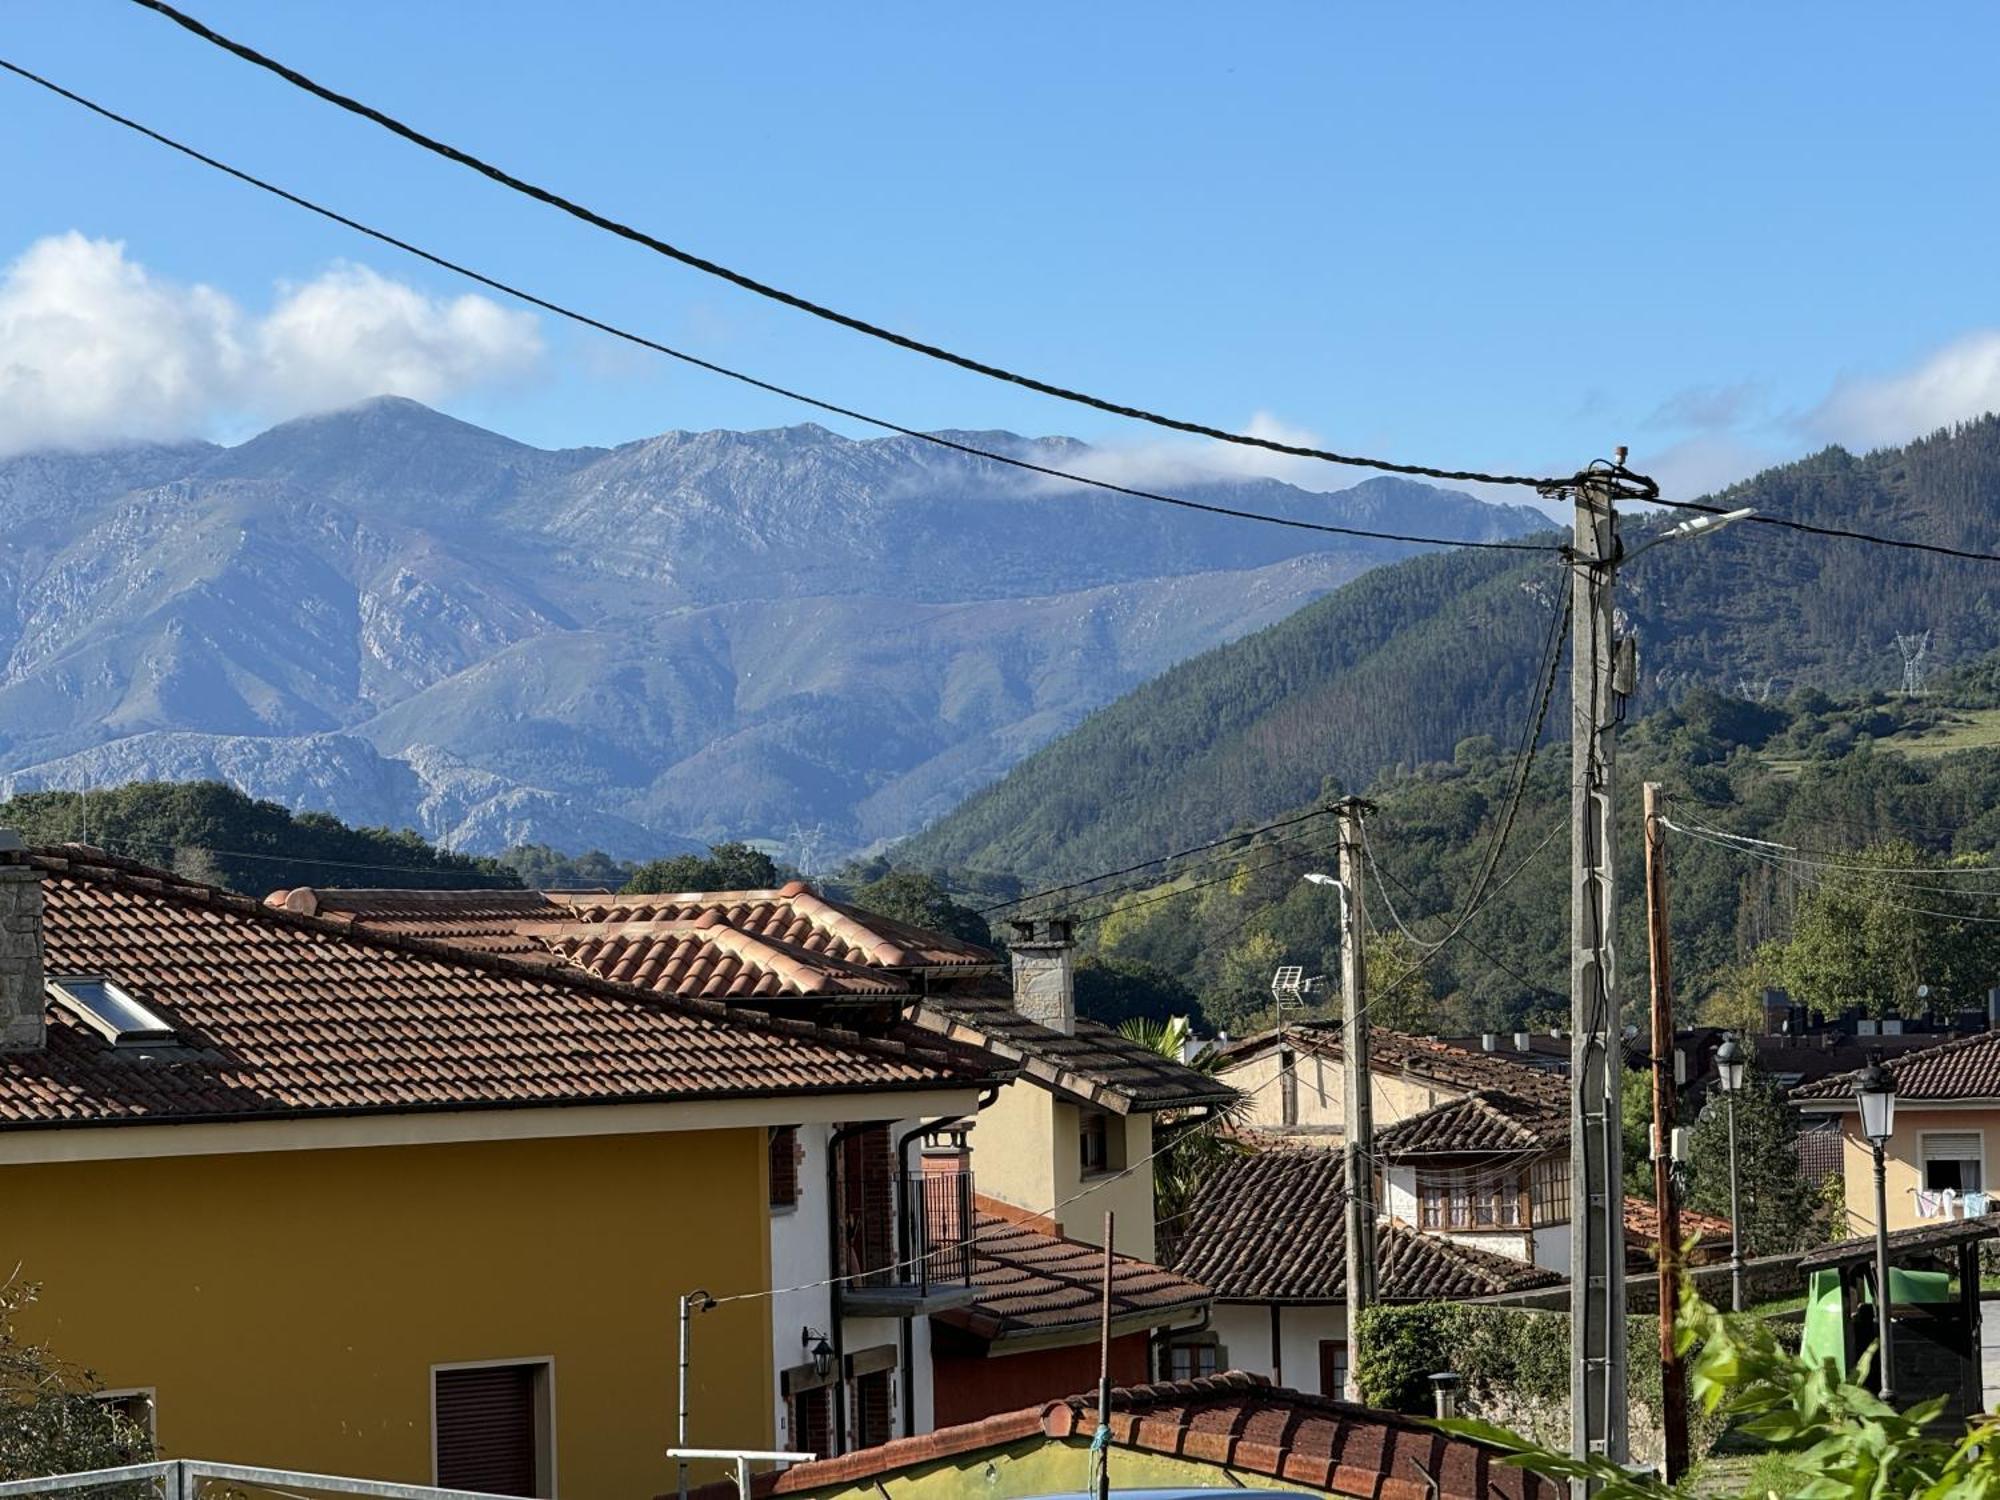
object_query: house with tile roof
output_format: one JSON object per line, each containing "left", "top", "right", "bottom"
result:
{"left": 1166, "top": 1146, "right": 1561, "bottom": 1399}
{"left": 1794, "top": 1028, "right": 2000, "bottom": 1236}
{"left": 0, "top": 839, "right": 1007, "bottom": 1500}
{"left": 684, "top": 1371, "right": 1560, "bottom": 1500}
{"left": 270, "top": 890, "right": 1231, "bottom": 1454}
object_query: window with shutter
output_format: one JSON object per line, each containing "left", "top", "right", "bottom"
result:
{"left": 435, "top": 1363, "right": 548, "bottom": 1498}
{"left": 770, "top": 1125, "right": 800, "bottom": 1209}
{"left": 851, "top": 1369, "right": 893, "bottom": 1449}
{"left": 1922, "top": 1132, "right": 1985, "bottom": 1192}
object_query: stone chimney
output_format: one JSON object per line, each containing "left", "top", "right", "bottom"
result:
{"left": 1007, "top": 917, "right": 1076, "bottom": 1036}
{"left": 0, "top": 832, "right": 44, "bottom": 1053}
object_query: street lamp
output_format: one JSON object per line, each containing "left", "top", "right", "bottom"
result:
{"left": 1713, "top": 1036, "right": 1748, "bottom": 1312}
{"left": 1855, "top": 1057, "right": 1899, "bottom": 1402}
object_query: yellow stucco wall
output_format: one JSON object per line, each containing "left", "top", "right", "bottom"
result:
{"left": 1839, "top": 1107, "right": 1998, "bottom": 1234}
{"left": 3, "top": 1128, "right": 774, "bottom": 1500}
{"left": 778, "top": 1435, "right": 1321, "bottom": 1498}
{"left": 970, "top": 1081, "right": 1157, "bottom": 1261}
{"left": 1218, "top": 1047, "right": 1455, "bottom": 1134}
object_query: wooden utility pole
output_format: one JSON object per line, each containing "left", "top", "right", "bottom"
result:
{"left": 1570, "top": 468, "right": 1628, "bottom": 1483}
{"left": 1642, "top": 783, "right": 1688, "bottom": 1481}
{"left": 1336, "top": 796, "right": 1377, "bottom": 1399}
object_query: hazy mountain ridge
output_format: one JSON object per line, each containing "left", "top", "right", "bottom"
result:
{"left": 0, "top": 398, "right": 1542, "bottom": 858}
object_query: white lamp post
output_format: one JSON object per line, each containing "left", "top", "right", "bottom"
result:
{"left": 1855, "top": 1057, "right": 1899, "bottom": 1401}
{"left": 1713, "top": 1036, "right": 1748, "bottom": 1311}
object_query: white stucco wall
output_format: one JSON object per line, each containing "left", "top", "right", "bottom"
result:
{"left": 771, "top": 1120, "right": 940, "bottom": 1450}
{"left": 1532, "top": 1222, "right": 1571, "bottom": 1272}
{"left": 1209, "top": 1303, "right": 1348, "bottom": 1395}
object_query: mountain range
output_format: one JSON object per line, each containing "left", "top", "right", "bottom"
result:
{"left": 0, "top": 397, "right": 1541, "bottom": 859}
{"left": 903, "top": 418, "right": 2000, "bottom": 884}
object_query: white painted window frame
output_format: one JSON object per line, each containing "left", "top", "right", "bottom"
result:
{"left": 1919, "top": 1129, "right": 1987, "bottom": 1195}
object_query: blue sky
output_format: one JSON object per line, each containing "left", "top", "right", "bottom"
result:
{"left": 6, "top": 2, "right": 1999, "bottom": 500}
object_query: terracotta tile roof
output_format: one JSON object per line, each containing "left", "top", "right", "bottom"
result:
{"left": 0, "top": 847, "right": 996, "bottom": 1130}
{"left": 1376, "top": 1089, "right": 1566, "bottom": 1157}
{"left": 1621, "top": 1196, "right": 1732, "bottom": 1253}
{"left": 1219, "top": 1022, "right": 1569, "bottom": 1111}
{"left": 700, "top": 1371, "right": 1560, "bottom": 1500}
{"left": 912, "top": 982, "right": 1238, "bottom": 1113}
{"left": 281, "top": 885, "right": 1230, "bottom": 1112}
{"left": 939, "top": 1196, "right": 1209, "bottom": 1343}
{"left": 278, "top": 881, "right": 997, "bottom": 973}
{"left": 1791, "top": 1028, "right": 2000, "bottom": 1103}
{"left": 1171, "top": 1148, "right": 1559, "bottom": 1303}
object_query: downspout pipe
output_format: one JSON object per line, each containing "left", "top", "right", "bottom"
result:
{"left": 894, "top": 1086, "right": 1001, "bottom": 1438}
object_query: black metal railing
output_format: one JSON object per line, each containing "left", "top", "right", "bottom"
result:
{"left": 910, "top": 1168, "right": 976, "bottom": 1294}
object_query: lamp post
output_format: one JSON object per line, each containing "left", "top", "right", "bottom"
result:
{"left": 1855, "top": 1057, "right": 1899, "bottom": 1402}
{"left": 1713, "top": 1036, "right": 1747, "bottom": 1312}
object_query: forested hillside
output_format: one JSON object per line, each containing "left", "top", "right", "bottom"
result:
{"left": 1046, "top": 667, "right": 2000, "bottom": 1037}
{"left": 905, "top": 419, "right": 2000, "bottom": 885}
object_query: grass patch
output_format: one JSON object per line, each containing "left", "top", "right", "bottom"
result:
{"left": 1882, "top": 706, "right": 2000, "bottom": 758}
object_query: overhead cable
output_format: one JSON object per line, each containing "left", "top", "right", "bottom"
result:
{"left": 0, "top": 58, "right": 1558, "bottom": 558}
{"left": 127, "top": 0, "right": 1586, "bottom": 494}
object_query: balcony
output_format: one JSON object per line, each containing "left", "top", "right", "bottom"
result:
{"left": 840, "top": 1168, "right": 981, "bottom": 1317}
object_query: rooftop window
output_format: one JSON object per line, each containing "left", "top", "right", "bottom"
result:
{"left": 48, "top": 976, "right": 176, "bottom": 1047}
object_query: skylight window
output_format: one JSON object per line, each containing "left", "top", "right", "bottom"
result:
{"left": 48, "top": 976, "right": 176, "bottom": 1047}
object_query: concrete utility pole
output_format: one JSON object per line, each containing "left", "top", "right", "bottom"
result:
{"left": 1570, "top": 466, "right": 1629, "bottom": 1482}
{"left": 1641, "top": 782, "right": 1687, "bottom": 1482}
{"left": 1336, "top": 796, "right": 1377, "bottom": 1399}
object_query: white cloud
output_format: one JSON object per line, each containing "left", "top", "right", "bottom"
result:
{"left": 1044, "top": 411, "right": 1353, "bottom": 494}
{"left": 0, "top": 233, "right": 542, "bottom": 457}
{"left": 1808, "top": 331, "right": 2000, "bottom": 451}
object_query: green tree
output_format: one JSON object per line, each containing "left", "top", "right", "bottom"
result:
{"left": 0, "top": 1279, "right": 153, "bottom": 1480}
{"left": 1768, "top": 842, "right": 2000, "bottom": 1018}
{"left": 497, "top": 844, "right": 636, "bottom": 890}
{"left": 842, "top": 869, "right": 991, "bottom": 947}
{"left": 1114, "top": 1016, "right": 1242, "bottom": 1258}
{"left": 1074, "top": 956, "right": 1202, "bottom": 1029}
{"left": 622, "top": 842, "right": 782, "bottom": 895}
{"left": 1688, "top": 1073, "right": 1822, "bottom": 1255}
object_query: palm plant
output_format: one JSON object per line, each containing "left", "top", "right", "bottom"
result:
{"left": 1116, "top": 1015, "right": 1248, "bottom": 1261}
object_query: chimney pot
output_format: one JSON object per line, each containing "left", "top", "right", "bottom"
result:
{"left": 1481, "top": 1032, "right": 1498, "bottom": 1052}
{"left": 1429, "top": 1372, "right": 1462, "bottom": 1419}
{"left": 0, "top": 836, "right": 44, "bottom": 1054}
{"left": 1007, "top": 916, "right": 1076, "bottom": 1036}
{"left": 1512, "top": 1031, "right": 1531, "bottom": 1052}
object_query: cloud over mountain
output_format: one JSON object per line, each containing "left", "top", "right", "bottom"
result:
{"left": 0, "top": 233, "right": 542, "bottom": 456}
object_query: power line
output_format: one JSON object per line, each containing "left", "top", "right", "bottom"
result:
{"left": 1067, "top": 828, "right": 1343, "bottom": 929}
{"left": 981, "top": 806, "right": 1337, "bottom": 915}
{"left": 128, "top": 0, "right": 1588, "bottom": 495}
{"left": 0, "top": 57, "right": 1561, "bottom": 561}
{"left": 1646, "top": 495, "right": 2000, "bottom": 567}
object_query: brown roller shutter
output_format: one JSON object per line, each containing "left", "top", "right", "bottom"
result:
{"left": 436, "top": 1364, "right": 539, "bottom": 1497}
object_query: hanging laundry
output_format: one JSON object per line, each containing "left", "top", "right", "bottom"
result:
{"left": 1941, "top": 1187, "right": 1960, "bottom": 1220}
{"left": 1915, "top": 1189, "right": 1942, "bottom": 1219}
{"left": 1966, "top": 1191, "right": 1990, "bottom": 1218}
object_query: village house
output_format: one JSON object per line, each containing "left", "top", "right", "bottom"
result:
{"left": 271, "top": 893, "right": 1225, "bottom": 1447}
{"left": 1793, "top": 1028, "right": 2000, "bottom": 1234}
{"left": 1167, "top": 1145, "right": 1561, "bottom": 1396}
{"left": 0, "top": 841, "right": 1004, "bottom": 1500}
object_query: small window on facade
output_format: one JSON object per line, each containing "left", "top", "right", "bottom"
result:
{"left": 1531, "top": 1156, "right": 1571, "bottom": 1224}
{"left": 789, "top": 1387, "right": 833, "bottom": 1458}
{"left": 851, "top": 1369, "right": 893, "bottom": 1449}
{"left": 1420, "top": 1167, "right": 1528, "bottom": 1230}
{"left": 1165, "top": 1340, "right": 1219, "bottom": 1381}
{"left": 1923, "top": 1132, "right": 1984, "bottom": 1193}
{"left": 435, "top": 1362, "right": 551, "bottom": 1498}
{"left": 92, "top": 1389, "right": 155, "bottom": 1443}
{"left": 1318, "top": 1340, "right": 1349, "bottom": 1399}
{"left": 1080, "top": 1111, "right": 1110, "bottom": 1175}
{"left": 770, "top": 1125, "right": 800, "bottom": 1209}
{"left": 48, "top": 976, "right": 174, "bottom": 1047}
